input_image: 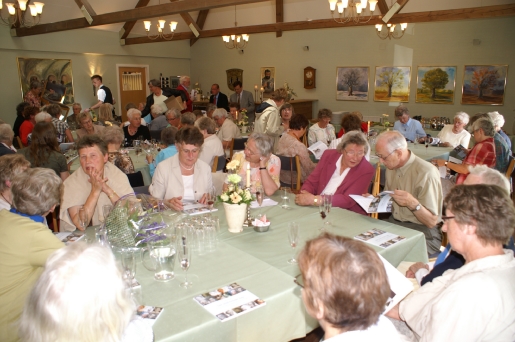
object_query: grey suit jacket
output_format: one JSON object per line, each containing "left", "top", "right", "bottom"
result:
{"left": 229, "top": 90, "right": 255, "bottom": 117}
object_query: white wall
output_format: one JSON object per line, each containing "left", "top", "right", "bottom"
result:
{"left": 0, "top": 27, "right": 191, "bottom": 123}
{"left": 190, "top": 17, "right": 515, "bottom": 132}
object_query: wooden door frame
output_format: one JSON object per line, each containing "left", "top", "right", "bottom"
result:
{"left": 115, "top": 64, "right": 150, "bottom": 116}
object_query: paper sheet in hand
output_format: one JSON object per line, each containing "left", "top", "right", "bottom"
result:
{"left": 377, "top": 254, "right": 414, "bottom": 313}
{"left": 250, "top": 198, "right": 278, "bottom": 209}
{"left": 307, "top": 141, "right": 328, "bottom": 160}
{"left": 354, "top": 228, "right": 406, "bottom": 249}
{"left": 183, "top": 202, "right": 218, "bottom": 216}
{"left": 193, "top": 283, "right": 266, "bottom": 322}
{"left": 349, "top": 191, "right": 394, "bottom": 213}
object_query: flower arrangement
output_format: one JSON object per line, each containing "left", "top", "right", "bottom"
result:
{"left": 193, "top": 82, "right": 202, "bottom": 95}
{"left": 237, "top": 109, "right": 249, "bottom": 127}
{"left": 218, "top": 162, "right": 252, "bottom": 206}
{"left": 283, "top": 82, "right": 297, "bottom": 100}
{"left": 382, "top": 113, "right": 390, "bottom": 127}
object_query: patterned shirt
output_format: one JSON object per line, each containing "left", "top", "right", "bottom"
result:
{"left": 230, "top": 151, "right": 281, "bottom": 193}
{"left": 23, "top": 91, "right": 41, "bottom": 108}
{"left": 308, "top": 123, "right": 336, "bottom": 146}
{"left": 456, "top": 137, "right": 496, "bottom": 184}
{"left": 493, "top": 132, "right": 511, "bottom": 174}
{"left": 51, "top": 118, "right": 70, "bottom": 143}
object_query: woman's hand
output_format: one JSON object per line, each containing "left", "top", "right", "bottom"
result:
{"left": 166, "top": 196, "right": 184, "bottom": 211}
{"left": 197, "top": 193, "right": 208, "bottom": 204}
{"left": 87, "top": 168, "right": 107, "bottom": 193}
{"left": 146, "top": 154, "right": 154, "bottom": 164}
{"left": 406, "top": 262, "right": 429, "bottom": 278}
{"left": 295, "top": 190, "right": 315, "bottom": 206}
{"left": 259, "top": 154, "right": 270, "bottom": 169}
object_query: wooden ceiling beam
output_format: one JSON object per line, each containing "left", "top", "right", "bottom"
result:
{"left": 276, "top": 0, "right": 283, "bottom": 38}
{"left": 11, "top": 0, "right": 271, "bottom": 37}
{"left": 122, "top": 4, "right": 515, "bottom": 45}
{"left": 190, "top": 9, "right": 209, "bottom": 46}
{"left": 396, "top": 0, "right": 410, "bottom": 14}
{"left": 180, "top": 12, "right": 202, "bottom": 37}
{"left": 119, "top": 0, "right": 151, "bottom": 40}
{"left": 377, "top": 0, "right": 389, "bottom": 16}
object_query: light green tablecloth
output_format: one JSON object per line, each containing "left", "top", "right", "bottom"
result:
{"left": 70, "top": 149, "right": 152, "bottom": 185}
{"left": 88, "top": 194, "right": 428, "bottom": 342}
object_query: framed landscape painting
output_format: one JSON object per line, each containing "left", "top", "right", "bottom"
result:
{"left": 416, "top": 66, "right": 456, "bottom": 104}
{"left": 336, "top": 67, "right": 369, "bottom": 101}
{"left": 374, "top": 66, "right": 411, "bottom": 102}
{"left": 17, "top": 57, "right": 75, "bottom": 105}
{"left": 461, "top": 65, "right": 508, "bottom": 105}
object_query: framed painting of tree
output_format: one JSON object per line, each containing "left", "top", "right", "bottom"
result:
{"left": 374, "top": 66, "right": 411, "bottom": 102}
{"left": 461, "top": 65, "right": 508, "bottom": 105}
{"left": 336, "top": 67, "right": 369, "bottom": 101}
{"left": 416, "top": 66, "right": 456, "bottom": 104}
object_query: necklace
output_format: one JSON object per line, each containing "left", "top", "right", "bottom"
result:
{"left": 179, "top": 161, "right": 194, "bottom": 171}
{"left": 128, "top": 126, "right": 137, "bottom": 135}
{"left": 0, "top": 193, "right": 11, "bottom": 205}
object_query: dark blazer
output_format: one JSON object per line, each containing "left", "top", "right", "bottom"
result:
{"left": 141, "top": 87, "right": 187, "bottom": 119}
{"left": 209, "top": 92, "right": 229, "bottom": 111}
{"left": 0, "top": 144, "right": 15, "bottom": 157}
{"left": 301, "top": 149, "right": 375, "bottom": 215}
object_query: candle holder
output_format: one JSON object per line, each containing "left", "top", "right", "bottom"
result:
{"left": 243, "top": 186, "right": 252, "bottom": 227}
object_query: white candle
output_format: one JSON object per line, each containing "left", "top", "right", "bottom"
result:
{"left": 254, "top": 84, "right": 258, "bottom": 90}
{"left": 246, "top": 162, "right": 251, "bottom": 188}
{"left": 367, "top": 121, "right": 370, "bottom": 132}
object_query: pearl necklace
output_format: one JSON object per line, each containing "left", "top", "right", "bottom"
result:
{"left": 179, "top": 161, "right": 194, "bottom": 171}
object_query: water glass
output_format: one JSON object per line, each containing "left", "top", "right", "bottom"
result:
{"left": 281, "top": 188, "right": 291, "bottom": 209}
{"left": 78, "top": 207, "right": 88, "bottom": 231}
{"left": 150, "top": 241, "right": 176, "bottom": 282}
{"left": 121, "top": 249, "right": 137, "bottom": 291}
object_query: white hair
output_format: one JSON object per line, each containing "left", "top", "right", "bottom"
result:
{"left": 19, "top": 243, "right": 134, "bottom": 342}
{"left": 179, "top": 75, "right": 190, "bottom": 84}
{"left": 378, "top": 130, "right": 408, "bottom": 154}
{"left": 337, "top": 131, "right": 370, "bottom": 155}
{"left": 127, "top": 108, "right": 142, "bottom": 120}
{"left": 150, "top": 103, "right": 167, "bottom": 115}
{"left": 35, "top": 111, "right": 52, "bottom": 123}
{"left": 0, "top": 123, "right": 14, "bottom": 144}
{"left": 488, "top": 111, "right": 505, "bottom": 129}
{"left": 467, "top": 164, "right": 510, "bottom": 194}
{"left": 454, "top": 111, "right": 469, "bottom": 125}
{"left": 212, "top": 108, "right": 228, "bottom": 119}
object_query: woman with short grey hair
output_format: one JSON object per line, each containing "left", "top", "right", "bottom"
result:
{"left": 228, "top": 132, "right": 280, "bottom": 195}
{"left": 99, "top": 126, "right": 135, "bottom": 174}
{"left": 196, "top": 117, "right": 223, "bottom": 168}
{"left": 146, "top": 126, "right": 179, "bottom": 177}
{"left": 489, "top": 111, "right": 511, "bottom": 150}
{"left": 0, "top": 154, "right": 30, "bottom": 210}
{"left": 123, "top": 108, "right": 150, "bottom": 146}
{"left": 0, "top": 123, "right": 16, "bottom": 156}
{"left": 434, "top": 111, "right": 471, "bottom": 148}
{"left": 308, "top": 108, "right": 336, "bottom": 146}
{"left": 0, "top": 168, "right": 64, "bottom": 341}
{"left": 76, "top": 111, "right": 104, "bottom": 139}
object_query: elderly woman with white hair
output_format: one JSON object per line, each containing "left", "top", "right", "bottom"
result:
{"left": 433, "top": 111, "right": 471, "bottom": 148}
{"left": 148, "top": 102, "right": 169, "bottom": 131}
{"left": 99, "top": 125, "right": 135, "bottom": 174}
{"left": 19, "top": 243, "right": 153, "bottom": 342}
{"left": 0, "top": 168, "right": 64, "bottom": 342}
{"left": 0, "top": 154, "right": 30, "bottom": 210}
{"left": 296, "top": 131, "right": 375, "bottom": 214}
{"left": 489, "top": 111, "right": 511, "bottom": 150}
{"left": 177, "top": 75, "right": 193, "bottom": 113}
{"left": 229, "top": 132, "right": 280, "bottom": 196}
{"left": 214, "top": 108, "right": 242, "bottom": 150}
{"left": 123, "top": 108, "right": 150, "bottom": 147}
{"left": 0, "top": 123, "right": 16, "bottom": 156}
{"left": 196, "top": 117, "right": 224, "bottom": 168}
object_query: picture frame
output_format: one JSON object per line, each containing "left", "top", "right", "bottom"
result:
{"left": 373, "top": 66, "right": 411, "bottom": 102}
{"left": 17, "top": 57, "right": 75, "bottom": 105}
{"left": 461, "top": 65, "right": 508, "bottom": 105}
{"left": 336, "top": 66, "right": 369, "bottom": 101}
{"left": 415, "top": 66, "right": 456, "bottom": 104}
{"left": 260, "top": 67, "right": 275, "bottom": 94}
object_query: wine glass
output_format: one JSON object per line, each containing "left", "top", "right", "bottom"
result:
{"left": 78, "top": 207, "right": 89, "bottom": 231}
{"left": 121, "top": 249, "right": 137, "bottom": 294}
{"left": 255, "top": 185, "right": 264, "bottom": 207}
{"left": 323, "top": 194, "right": 333, "bottom": 226}
{"left": 177, "top": 235, "right": 192, "bottom": 288}
{"left": 207, "top": 186, "right": 216, "bottom": 210}
{"left": 102, "top": 204, "right": 113, "bottom": 223}
{"left": 287, "top": 222, "right": 299, "bottom": 264}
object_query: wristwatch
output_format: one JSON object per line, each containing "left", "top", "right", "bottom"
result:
{"left": 313, "top": 196, "right": 318, "bottom": 205}
{"left": 445, "top": 161, "right": 448, "bottom": 167}
{"left": 412, "top": 203, "right": 422, "bottom": 211}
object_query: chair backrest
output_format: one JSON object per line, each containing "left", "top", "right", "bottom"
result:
{"left": 277, "top": 154, "right": 301, "bottom": 190}
{"left": 229, "top": 137, "right": 248, "bottom": 159}
{"left": 505, "top": 156, "right": 515, "bottom": 179}
{"left": 212, "top": 156, "right": 218, "bottom": 173}
{"left": 16, "top": 136, "right": 23, "bottom": 149}
{"left": 127, "top": 171, "right": 145, "bottom": 188}
{"left": 133, "top": 185, "right": 150, "bottom": 195}
{"left": 216, "top": 154, "right": 226, "bottom": 172}
{"left": 370, "top": 163, "right": 381, "bottom": 219}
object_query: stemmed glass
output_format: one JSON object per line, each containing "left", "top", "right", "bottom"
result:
{"left": 78, "top": 207, "right": 89, "bottom": 232}
{"left": 318, "top": 194, "right": 332, "bottom": 230}
{"left": 133, "top": 140, "right": 142, "bottom": 161}
{"left": 178, "top": 235, "right": 192, "bottom": 288}
{"left": 207, "top": 186, "right": 217, "bottom": 210}
{"left": 323, "top": 194, "right": 333, "bottom": 226}
{"left": 287, "top": 222, "right": 299, "bottom": 264}
{"left": 121, "top": 249, "right": 137, "bottom": 294}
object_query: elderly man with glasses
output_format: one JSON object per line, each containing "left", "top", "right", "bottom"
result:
{"left": 375, "top": 130, "right": 443, "bottom": 256}
{"left": 165, "top": 108, "right": 181, "bottom": 128}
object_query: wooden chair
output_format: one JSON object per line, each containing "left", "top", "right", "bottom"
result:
{"left": 127, "top": 171, "right": 145, "bottom": 188}
{"left": 505, "top": 157, "right": 515, "bottom": 202}
{"left": 229, "top": 137, "right": 248, "bottom": 159}
{"left": 370, "top": 163, "right": 381, "bottom": 219}
{"left": 277, "top": 155, "right": 301, "bottom": 191}
{"left": 211, "top": 154, "right": 227, "bottom": 173}
{"left": 133, "top": 185, "right": 150, "bottom": 195}
{"left": 16, "top": 136, "right": 23, "bottom": 149}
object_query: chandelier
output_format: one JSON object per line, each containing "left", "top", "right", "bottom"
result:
{"left": 375, "top": 23, "right": 407, "bottom": 40}
{"left": 328, "top": 0, "right": 377, "bottom": 24}
{"left": 222, "top": 6, "right": 249, "bottom": 50}
{"left": 143, "top": 20, "right": 178, "bottom": 41}
{"left": 0, "top": 0, "right": 44, "bottom": 28}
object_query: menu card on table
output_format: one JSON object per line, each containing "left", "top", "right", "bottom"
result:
{"left": 54, "top": 231, "right": 85, "bottom": 245}
{"left": 193, "top": 283, "right": 266, "bottom": 322}
{"left": 183, "top": 202, "right": 219, "bottom": 216}
{"left": 136, "top": 306, "right": 164, "bottom": 326}
{"left": 354, "top": 228, "right": 406, "bottom": 249}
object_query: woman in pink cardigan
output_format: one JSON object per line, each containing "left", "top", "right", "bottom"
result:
{"left": 295, "top": 131, "right": 374, "bottom": 215}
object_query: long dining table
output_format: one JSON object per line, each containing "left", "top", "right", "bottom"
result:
{"left": 86, "top": 193, "right": 428, "bottom": 342}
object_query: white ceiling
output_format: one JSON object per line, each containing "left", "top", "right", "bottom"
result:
{"left": 5, "top": 0, "right": 515, "bottom": 38}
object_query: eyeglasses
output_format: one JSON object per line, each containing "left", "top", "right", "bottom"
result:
{"left": 344, "top": 149, "right": 365, "bottom": 157}
{"left": 441, "top": 216, "right": 455, "bottom": 223}
{"left": 166, "top": 116, "right": 178, "bottom": 121}
{"left": 180, "top": 147, "right": 200, "bottom": 155}
{"left": 244, "top": 142, "right": 258, "bottom": 156}
{"left": 376, "top": 149, "right": 397, "bottom": 160}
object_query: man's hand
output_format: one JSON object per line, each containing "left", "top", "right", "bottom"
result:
{"left": 390, "top": 190, "right": 418, "bottom": 210}
{"left": 406, "top": 262, "right": 429, "bottom": 278}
